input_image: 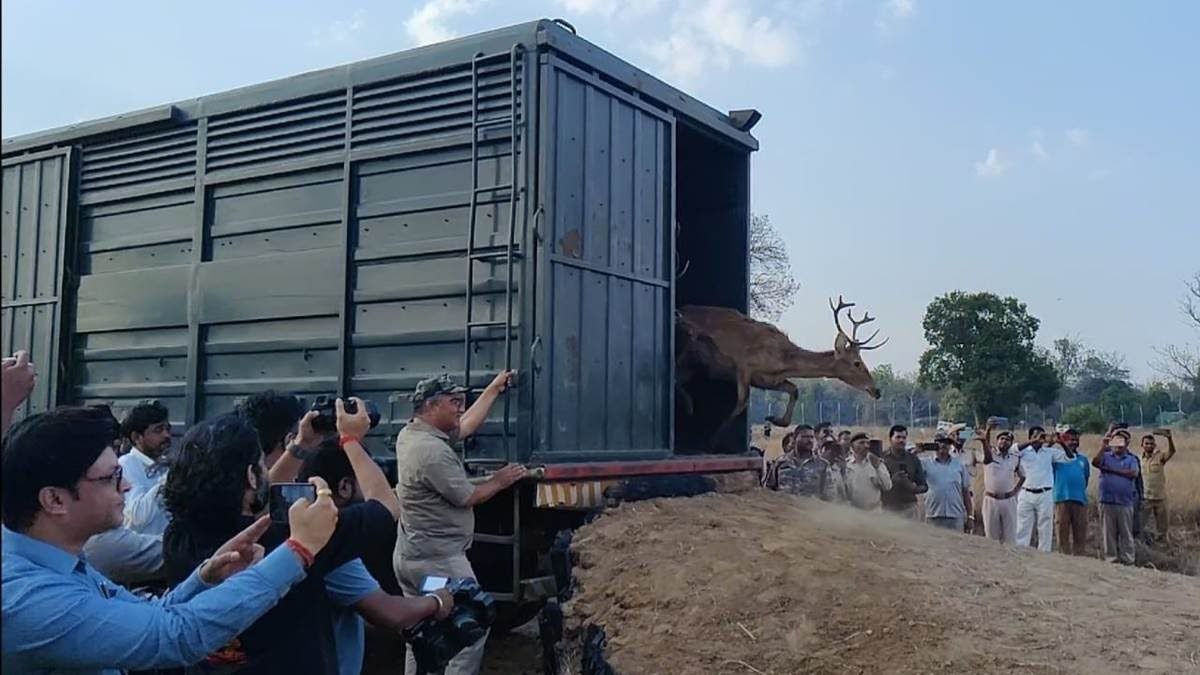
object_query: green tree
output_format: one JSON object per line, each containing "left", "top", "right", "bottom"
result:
{"left": 1062, "top": 404, "right": 1106, "bottom": 433}
{"left": 939, "top": 387, "right": 971, "bottom": 422}
{"left": 917, "top": 291, "right": 1061, "bottom": 422}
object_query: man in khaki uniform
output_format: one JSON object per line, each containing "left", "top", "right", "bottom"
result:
{"left": 393, "top": 372, "right": 526, "bottom": 675}
{"left": 1140, "top": 429, "right": 1177, "bottom": 542}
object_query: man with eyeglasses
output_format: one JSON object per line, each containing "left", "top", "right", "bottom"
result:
{"left": 1, "top": 405, "right": 340, "bottom": 674}
{"left": 393, "top": 372, "right": 526, "bottom": 675}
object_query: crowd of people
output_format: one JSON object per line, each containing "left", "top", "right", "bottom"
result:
{"left": 1, "top": 350, "right": 525, "bottom": 675}
{"left": 761, "top": 419, "right": 1178, "bottom": 563}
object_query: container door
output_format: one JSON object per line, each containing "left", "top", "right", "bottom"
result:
{"left": 533, "top": 57, "right": 674, "bottom": 462}
{"left": 1, "top": 148, "right": 75, "bottom": 423}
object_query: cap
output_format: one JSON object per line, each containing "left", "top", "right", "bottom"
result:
{"left": 411, "top": 374, "right": 470, "bottom": 405}
{"left": 996, "top": 430, "right": 1014, "bottom": 439}
{"left": 849, "top": 432, "right": 870, "bottom": 443}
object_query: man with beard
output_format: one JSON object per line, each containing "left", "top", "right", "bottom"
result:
{"left": 394, "top": 373, "right": 526, "bottom": 675}
{"left": 162, "top": 401, "right": 449, "bottom": 674}
{"left": 980, "top": 425, "right": 1022, "bottom": 544}
{"left": 763, "top": 425, "right": 841, "bottom": 501}
{"left": 117, "top": 400, "right": 172, "bottom": 502}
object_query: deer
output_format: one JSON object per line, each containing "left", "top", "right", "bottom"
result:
{"left": 676, "top": 296, "right": 887, "bottom": 443}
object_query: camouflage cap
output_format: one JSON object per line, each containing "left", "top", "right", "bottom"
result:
{"left": 411, "top": 374, "right": 470, "bottom": 405}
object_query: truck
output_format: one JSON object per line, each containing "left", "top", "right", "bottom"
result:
{"left": 1, "top": 18, "right": 760, "bottom": 627}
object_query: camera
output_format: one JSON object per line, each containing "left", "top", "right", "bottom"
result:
{"left": 404, "top": 578, "right": 496, "bottom": 673}
{"left": 309, "top": 395, "right": 380, "bottom": 434}
{"left": 269, "top": 483, "right": 316, "bottom": 524}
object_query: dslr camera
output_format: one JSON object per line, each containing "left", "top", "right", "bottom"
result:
{"left": 308, "top": 395, "right": 381, "bottom": 434}
{"left": 405, "top": 578, "right": 496, "bottom": 673}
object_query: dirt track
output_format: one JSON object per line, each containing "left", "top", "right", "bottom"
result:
{"left": 565, "top": 491, "right": 1200, "bottom": 674}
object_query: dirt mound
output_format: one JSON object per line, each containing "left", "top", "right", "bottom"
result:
{"left": 565, "top": 491, "right": 1200, "bottom": 674}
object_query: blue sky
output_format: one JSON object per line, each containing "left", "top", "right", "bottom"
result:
{"left": 3, "top": 0, "right": 1197, "bottom": 382}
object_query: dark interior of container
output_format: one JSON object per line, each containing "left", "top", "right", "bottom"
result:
{"left": 673, "top": 123, "right": 751, "bottom": 454}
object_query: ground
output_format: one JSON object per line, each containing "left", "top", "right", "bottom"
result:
{"left": 563, "top": 491, "right": 1200, "bottom": 674}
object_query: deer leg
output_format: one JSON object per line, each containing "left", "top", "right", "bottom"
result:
{"left": 676, "top": 384, "right": 695, "bottom": 416}
{"left": 765, "top": 380, "right": 798, "bottom": 427}
{"left": 710, "top": 370, "right": 752, "bottom": 447}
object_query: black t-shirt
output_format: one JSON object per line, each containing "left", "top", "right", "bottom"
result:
{"left": 162, "top": 500, "right": 395, "bottom": 674}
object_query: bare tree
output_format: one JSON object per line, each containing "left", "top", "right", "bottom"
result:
{"left": 748, "top": 214, "right": 801, "bottom": 321}
{"left": 1153, "top": 270, "right": 1200, "bottom": 392}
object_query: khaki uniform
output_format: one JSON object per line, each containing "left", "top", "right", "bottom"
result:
{"left": 392, "top": 418, "right": 486, "bottom": 675}
{"left": 1141, "top": 451, "right": 1169, "bottom": 539}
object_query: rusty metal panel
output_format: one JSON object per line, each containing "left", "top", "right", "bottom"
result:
{"left": 534, "top": 60, "right": 673, "bottom": 461}
{"left": 1, "top": 149, "right": 73, "bottom": 422}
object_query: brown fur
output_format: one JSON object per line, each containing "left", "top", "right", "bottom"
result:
{"left": 676, "top": 305, "right": 882, "bottom": 438}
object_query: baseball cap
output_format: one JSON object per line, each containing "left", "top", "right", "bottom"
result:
{"left": 411, "top": 374, "right": 470, "bottom": 405}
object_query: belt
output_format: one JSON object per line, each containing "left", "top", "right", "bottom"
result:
{"left": 985, "top": 491, "right": 1014, "bottom": 500}
{"left": 1023, "top": 487, "right": 1050, "bottom": 494}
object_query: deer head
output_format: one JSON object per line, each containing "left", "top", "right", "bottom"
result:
{"left": 829, "top": 295, "right": 888, "bottom": 399}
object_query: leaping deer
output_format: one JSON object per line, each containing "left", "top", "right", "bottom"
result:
{"left": 676, "top": 296, "right": 887, "bottom": 442}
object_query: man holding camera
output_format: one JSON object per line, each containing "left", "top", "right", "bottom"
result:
{"left": 394, "top": 372, "right": 526, "bottom": 675}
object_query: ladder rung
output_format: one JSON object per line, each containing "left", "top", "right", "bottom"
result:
{"left": 467, "top": 320, "right": 506, "bottom": 328}
{"left": 471, "top": 251, "right": 520, "bottom": 261}
{"left": 474, "top": 183, "right": 513, "bottom": 194}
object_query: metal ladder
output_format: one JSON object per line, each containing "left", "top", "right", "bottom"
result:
{"left": 462, "top": 44, "right": 525, "bottom": 603}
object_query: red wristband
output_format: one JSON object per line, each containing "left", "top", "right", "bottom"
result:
{"left": 284, "top": 538, "right": 315, "bottom": 568}
{"left": 338, "top": 434, "right": 362, "bottom": 448}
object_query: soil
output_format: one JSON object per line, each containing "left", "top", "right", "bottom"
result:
{"left": 563, "top": 491, "right": 1200, "bottom": 675}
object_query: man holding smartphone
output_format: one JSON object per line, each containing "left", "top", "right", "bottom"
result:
{"left": 1092, "top": 427, "right": 1140, "bottom": 564}
{"left": 393, "top": 372, "right": 526, "bottom": 675}
{"left": 1140, "top": 429, "right": 1177, "bottom": 542}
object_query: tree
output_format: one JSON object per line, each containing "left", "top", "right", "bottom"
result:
{"left": 939, "top": 387, "right": 971, "bottom": 422}
{"left": 1062, "top": 404, "right": 1106, "bottom": 433}
{"left": 1153, "top": 271, "right": 1200, "bottom": 395}
{"left": 748, "top": 214, "right": 801, "bottom": 321}
{"left": 1051, "top": 336, "right": 1085, "bottom": 388}
{"left": 917, "top": 291, "right": 1061, "bottom": 422}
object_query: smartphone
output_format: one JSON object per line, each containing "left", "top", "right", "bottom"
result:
{"left": 1110, "top": 436, "right": 1128, "bottom": 449}
{"left": 269, "top": 483, "right": 317, "bottom": 524}
{"left": 420, "top": 576, "right": 450, "bottom": 593}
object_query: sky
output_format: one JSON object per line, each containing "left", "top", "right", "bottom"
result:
{"left": 3, "top": 0, "right": 1197, "bottom": 382}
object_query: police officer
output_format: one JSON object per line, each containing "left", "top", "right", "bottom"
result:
{"left": 392, "top": 371, "right": 525, "bottom": 675}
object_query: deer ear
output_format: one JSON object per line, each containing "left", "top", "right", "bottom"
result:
{"left": 834, "top": 332, "right": 851, "bottom": 354}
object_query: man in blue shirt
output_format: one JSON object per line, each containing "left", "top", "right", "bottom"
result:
{"left": 920, "top": 436, "right": 972, "bottom": 532}
{"left": 1092, "top": 428, "right": 1140, "bottom": 564}
{"left": 1051, "top": 428, "right": 1091, "bottom": 556}
{"left": 1, "top": 405, "right": 340, "bottom": 674}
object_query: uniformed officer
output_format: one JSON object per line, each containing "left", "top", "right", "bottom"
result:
{"left": 392, "top": 371, "right": 525, "bottom": 675}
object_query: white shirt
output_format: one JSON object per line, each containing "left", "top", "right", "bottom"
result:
{"left": 1016, "top": 443, "right": 1069, "bottom": 490}
{"left": 118, "top": 448, "right": 168, "bottom": 502}
{"left": 125, "top": 482, "right": 170, "bottom": 537}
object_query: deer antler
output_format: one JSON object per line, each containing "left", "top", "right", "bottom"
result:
{"left": 829, "top": 295, "right": 856, "bottom": 337}
{"left": 829, "top": 295, "right": 889, "bottom": 350}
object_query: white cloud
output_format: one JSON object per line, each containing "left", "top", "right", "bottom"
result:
{"left": 1031, "top": 140, "right": 1049, "bottom": 162}
{"left": 557, "top": 0, "right": 663, "bottom": 17}
{"left": 644, "top": 0, "right": 799, "bottom": 86}
{"left": 308, "top": 10, "right": 366, "bottom": 47}
{"left": 1065, "top": 127, "right": 1090, "bottom": 147}
{"left": 974, "top": 148, "right": 1011, "bottom": 177}
{"left": 875, "top": 0, "right": 915, "bottom": 34}
{"left": 405, "top": 0, "right": 488, "bottom": 47}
